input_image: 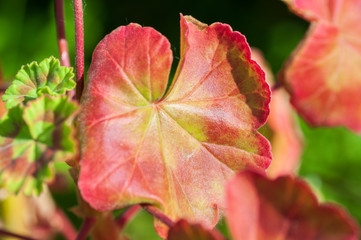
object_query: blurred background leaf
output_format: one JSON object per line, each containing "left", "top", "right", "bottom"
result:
{"left": 0, "top": 0, "right": 360, "bottom": 239}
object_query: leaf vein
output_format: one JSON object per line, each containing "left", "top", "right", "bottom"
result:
{"left": 85, "top": 107, "right": 148, "bottom": 131}
{"left": 156, "top": 111, "right": 178, "bottom": 214}
{"left": 104, "top": 48, "right": 149, "bottom": 103}
{"left": 175, "top": 58, "right": 228, "bottom": 102}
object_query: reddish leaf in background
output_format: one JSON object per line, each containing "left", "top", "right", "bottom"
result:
{"left": 252, "top": 49, "right": 303, "bottom": 177}
{"left": 78, "top": 15, "right": 271, "bottom": 237}
{"left": 167, "top": 219, "right": 225, "bottom": 240}
{"left": 226, "top": 171, "right": 360, "bottom": 240}
{"left": 281, "top": 0, "right": 361, "bottom": 132}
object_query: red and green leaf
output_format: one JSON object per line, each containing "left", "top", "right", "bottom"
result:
{"left": 2, "top": 57, "right": 75, "bottom": 109}
{"left": 281, "top": 0, "right": 361, "bottom": 132}
{"left": 226, "top": 170, "right": 360, "bottom": 240}
{"left": 0, "top": 95, "right": 78, "bottom": 195}
{"left": 167, "top": 220, "right": 225, "bottom": 240}
{"left": 252, "top": 49, "right": 303, "bottom": 177}
{"left": 78, "top": 15, "right": 271, "bottom": 237}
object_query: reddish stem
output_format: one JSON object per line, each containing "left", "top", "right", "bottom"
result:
{"left": 54, "top": 0, "right": 70, "bottom": 67}
{"left": 73, "top": 0, "right": 84, "bottom": 101}
{"left": 142, "top": 204, "right": 174, "bottom": 228}
{"left": 115, "top": 205, "right": 142, "bottom": 231}
{"left": 271, "top": 81, "right": 283, "bottom": 92}
{"left": 53, "top": 208, "right": 77, "bottom": 240}
{"left": 0, "top": 228, "right": 37, "bottom": 240}
{"left": 0, "top": 83, "right": 9, "bottom": 93}
{"left": 76, "top": 217, "right": 96, "bottom": 240}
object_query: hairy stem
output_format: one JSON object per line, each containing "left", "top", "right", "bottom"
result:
{"left": 73, "top": 0, "right": 84, "bottom": 101}
{"left": 76, "top": 217, "right": 96, "bottom": 240}
{"left": 0, "top": 83, "right": 9, "bottom": 93}
{"left": 0, "top": 228, "right": 37, "bottom": 240}
{"left": 271, "top": 81, "right": 283, "bottom": 92}
{"left": 142, "top": 204, "right": 174, "bottom": 228}
{"left": 54, "top": 0, "right": 70, "bottom": 67}
{"left": 115, "top": 204, "right": 142, "bottom": 231}
{"left": 54, "top": 208, "right": 77, "bottom": 240}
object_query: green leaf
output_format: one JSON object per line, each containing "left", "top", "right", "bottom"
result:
{"left": 0, "top": 95, "right": 78, "bottom": 195}
{"left": 2, "top": 57, "right": 75, "bottom": 109}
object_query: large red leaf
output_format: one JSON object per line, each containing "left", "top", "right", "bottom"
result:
{"left": 252, "top": 49, "right": 303, "bottom": 177}
{"left": 78, "top": 15, "right": 271, "bottom": 237}
{"left": 281, "top": 0, "right": 361, "bottom": 132}
{"left": 226, "top": 170, "right": 360, "bottom": 240}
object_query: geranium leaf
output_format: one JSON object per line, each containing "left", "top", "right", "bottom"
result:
{"left": 167, "top": 220, "right": 225, "bottom": 240}
{"left": 0, "top": 95, "right": 78, "bottom": 195}
{"left": 282, "top": 0, "right": 332, "bottom": 21}
{"left": 2, "top": 57, "right": 75, "bottom": 109}
{"left": 226, "top": 170, "right": 360, "bottom": 240}
{"left": 252, "top": 49, "right": 303, "bottom": 177}
{"left": 281, "top": 0, "right": 361, "bottom": 132}
{"left": 78, "top": 15, "right": 271, "bottom": 237}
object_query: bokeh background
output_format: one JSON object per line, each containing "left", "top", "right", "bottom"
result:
{"left": 0, "top": 0, "right": 360, "bottom": 239}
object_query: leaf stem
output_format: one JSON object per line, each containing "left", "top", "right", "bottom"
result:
{"left": 0, "top": 228, "right": 37, "bottom": 240}
{"left": 0, "top": 83, "right": 9, "bottom": 93}
{"left": 76, "top": 217, "right": 96, "bottom": 240}
{"left": 53, "top": 208, "right": 77, "bottom": 240}
{"left": 115, "top": 204, "right": 142, "bottom": 231}
{"left": 142, "top": 204, "right": 174, "bottom": 228}
{"left": 54, "top": 0, "right": 70, "bottom": 67}
{"left": 73, "top": 0, "right": 84, "bottom": 101}
{"left": 271, "top": 81, "right": 283, "bottom": 92}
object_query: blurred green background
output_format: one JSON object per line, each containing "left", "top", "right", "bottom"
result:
{"left": 0, "top": 0, "right": 360, "bottom": 239}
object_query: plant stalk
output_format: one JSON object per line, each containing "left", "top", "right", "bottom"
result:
{"left": 115, "top": 204, "right": 142, "bottom": 231}
{"left": 271, "top": 81, "right": 283, "bottom": 92}
{"left": 73, "top": 0, "right": 84, "bottom": 101}
{"left": 54, "top": 0, "right": 70, "bottom": 67}
{"left": 142, "top": 204, "right": 174, "bottom": 228}
{"left": 76, "top": 217, "right": 96, "bottom": 240}
{"left": 0, "top": 83, "right": 9, "bottom": 93}
{"left": 54, "top": 208, "right": 77, "bottom": 240}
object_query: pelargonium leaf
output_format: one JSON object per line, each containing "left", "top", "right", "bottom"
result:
{"left": 252, "top": 49, "right": 303, "bottom": 177}
{"left": 78, "top": 15, "right": 271, "bottom": 237}
{"left": 281, "top": 0, "right": 361, "bottom": 132}
{"left": 2, "top": 57, "right": 75, "bottom": 109}
{"left": 226, "top": 170, "right": 360, "bottom": 240}
{"left": 0, "top": 95, "right": 78, "bottom": 195}
{"left": 167, "top": 220, "right": 225, "bottom": 240}
{"left": 282, "top": 0, "right": 332, "bottom": 21}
